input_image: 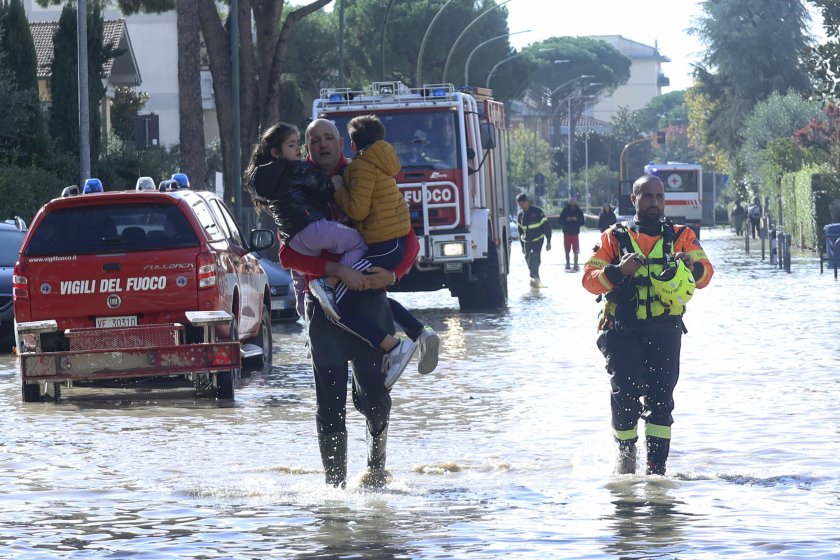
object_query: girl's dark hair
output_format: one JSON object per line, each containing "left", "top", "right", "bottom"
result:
{"left": 243, "top": 122, "right": 298, "bottom": 212}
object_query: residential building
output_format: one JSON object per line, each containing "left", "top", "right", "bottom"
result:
{"left": 588, "top": 35, "right": 670, "bottom": 123}
{"left": 29, "top": 18, "right": 141, "bottom": 145}
{"left": 23, "top": 0, "right": 217, "bottom": 149}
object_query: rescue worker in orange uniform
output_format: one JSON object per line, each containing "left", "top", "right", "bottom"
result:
{"left": 582, "top": 175, "right": 714, "bottom": 475}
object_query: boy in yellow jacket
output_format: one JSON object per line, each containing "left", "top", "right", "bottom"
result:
{"left": 312, "top": 114, "right": 438, "bottom": 389}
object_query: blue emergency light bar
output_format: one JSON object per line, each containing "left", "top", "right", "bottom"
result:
{"left": 82, "top": 178, "right": 103, "bottom": 194}
{"left": 171, "top": 173, "right": 190, "bottom": 189}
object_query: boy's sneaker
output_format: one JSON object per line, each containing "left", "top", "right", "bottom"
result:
{"left": 309, "top": 278, "right": 340, "bottom": 321}
{"left": 383, "top": 338, "right": 417, "bottom": 389}
{"left": 417, "top": 326, "right": 440, "bottom": 375}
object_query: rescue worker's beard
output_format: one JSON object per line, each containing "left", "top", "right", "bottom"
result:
{"left": 637, "top": 207, "right": 662, "bottom": 225}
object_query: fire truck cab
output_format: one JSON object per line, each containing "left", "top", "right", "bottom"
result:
{"left": 313, "top": 82, "right": 511, "bottom": 310}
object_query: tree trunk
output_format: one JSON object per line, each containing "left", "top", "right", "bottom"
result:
{"left": 177, "top": 0, "right": 206, "bottom": 190}
{"left": 197, "top": 0, "right": 234, "bottom": 201}
{"left": 198, "top": 0, "right": 333, "bottom": 202}
{"left": 261, "top": 0, "right": 333, "bottom": 126}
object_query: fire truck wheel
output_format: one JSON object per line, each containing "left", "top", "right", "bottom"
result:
{"left": 21, "top": 381, "right": 41, "bottom": 403}
{"left": 243, "top": 304, "right": 273, "bottom": 369}
{"left": 458, "top": 238, "right": 507, "bottom": 310}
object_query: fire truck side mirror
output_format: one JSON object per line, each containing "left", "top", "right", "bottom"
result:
{"left": 479, "top": 123, "right": 497, "bottom": 150}
{"left": 467, "top": 147, "right": 476, "bottom": 160}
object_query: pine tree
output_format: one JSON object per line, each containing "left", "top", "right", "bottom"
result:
{"left": 0, "top": 0, "right": 47, "bottom": 165}
{"left": 692, "top": 0, "right": 810, "bottom": 161}
{"left": 48, "top": 3, "right": 114, "bottom": 165}
{"left": 49, "top": 4, "right": 81, "bottom": 157}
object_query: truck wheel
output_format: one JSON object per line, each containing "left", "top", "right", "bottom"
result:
{"left": 243, "top": 304, "right": 273, "bottom": 369}
{"left": 215, "top": 371, "right": 235, "bottom": 400}
{"left": 458, "top": 239, "right": 508, "bottom": 311}
{"left": 22, "top": 381, "right": 41, "bottom": 403}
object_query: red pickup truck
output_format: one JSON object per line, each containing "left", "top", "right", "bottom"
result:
{"left": 13, "top": 184, "right": 275, "bottom": 402}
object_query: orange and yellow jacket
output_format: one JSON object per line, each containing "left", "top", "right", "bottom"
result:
{"left": 582, "top": 221, "right": 713, "bottom": 324}
{"left": 337, "top": 140, "right": 411, "bottom": 245}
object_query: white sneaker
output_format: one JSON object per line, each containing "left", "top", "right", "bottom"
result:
{"left": 417, "top": 326, "right": 440, "bottom": 374}
{"left": 309, "top": 278, "right": 340, "bottom": 321}
{"left": 383, "top": 339, "right": 417, "bottom": 389}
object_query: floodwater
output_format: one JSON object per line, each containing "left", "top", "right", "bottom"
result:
{"left": 0, "top": 228, "right": 838, "bottom": 559}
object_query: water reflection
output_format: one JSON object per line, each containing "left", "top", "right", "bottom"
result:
{"left": 0, "top": 229, "right": 839, "bottom": 558}
{"left": 604, "top": 478, "right": 690, "bottom": 559}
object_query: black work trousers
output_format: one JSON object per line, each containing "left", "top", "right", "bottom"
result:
{"left": 307, "top": 291, "right": 393, "bottom": 438}
{"left": 524, "top": 239, "right": 544, "bottom": 279}
{"left": 597, "top": 319, "right": 683, "bottom": 438}
{"left": 749, "top": 218, "right": 760, "bottom": 239}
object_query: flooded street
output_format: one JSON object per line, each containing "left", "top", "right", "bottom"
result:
{"left": 1, "top": 227, "right": 838, "bottom": 559}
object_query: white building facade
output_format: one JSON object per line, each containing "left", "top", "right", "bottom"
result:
{"left": 23, "top": 0, "right": 217, "bottom": 148}
{"left": 588, "top": 35, "right": 670, "bottom": 123}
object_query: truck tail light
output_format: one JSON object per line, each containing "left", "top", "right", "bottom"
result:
{"left": 196, "top": 251, "right": 217, "bottom": 289}
{"left": 13, "top": 262, "right": 29, "bottom": 299}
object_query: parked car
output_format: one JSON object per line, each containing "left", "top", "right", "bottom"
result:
{"left": 255, "top": 252, "right": 298, "bottom": 322}
{"left": 0, "top": 217, "right": 27, "bottom": 350}
{"left": 13, "top": 183, "right": 275, "bottom": 402}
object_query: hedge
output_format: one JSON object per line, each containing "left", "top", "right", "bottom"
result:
{"left": 780, "top": 167, "right": 840, "bottom": 249}
{"left": 0, "top": 165, "right": 64, "bottom": 223}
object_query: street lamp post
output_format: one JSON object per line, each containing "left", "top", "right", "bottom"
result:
{"left": 530, "top": 74, "right": 592, "bottom": 198}
{"left": 380, "top": 0, "right": 398, "bottom": 80}
{"left": 485, "top": 53, "right": 522, "bottom": 90}
{"left": 566, "top": 87, "right": 598, "bottom": 202}
{"left": 338, "top": 0, "right": 345, "bottom": 87}
{"left": 582, "top": 99, "right": 598, "bottom": 211}
{"left": 441, "top": 0, "right": 512, "bottom": 83}
{"left": 525, "top": 61, "right": 572, "bottom": 181}
{"left": 464, "top": 30, "right": 530, "bottom": 86}
{"left": 416, "top": 0, "right": 457, "bottom": 86}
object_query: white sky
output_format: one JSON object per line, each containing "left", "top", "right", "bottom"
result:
{"left": 506, "top": 0, "right": 825, "bottom": 92}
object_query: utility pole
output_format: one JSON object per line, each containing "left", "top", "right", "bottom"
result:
{"left": 338, "top": 0, "right": 345, "bottom": 87}
{"left": 77, "top": 0, "right": 90, "bottom": 185}
{"left": 231, "top": 0, "right": 242, "bottom": 221}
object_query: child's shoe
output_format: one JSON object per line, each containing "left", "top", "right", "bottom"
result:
{"left": 383, "top": 338, "right": 417, "bottom": 389}
{"left": 417, "top": 326, "right": 440, "bottom": 374}
{"left": 309, "top": 277, "right": 340, "bottom": 321}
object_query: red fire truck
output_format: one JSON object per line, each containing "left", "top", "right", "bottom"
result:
{"left": 313, "top": 82, "right": 511, "bottom": 310}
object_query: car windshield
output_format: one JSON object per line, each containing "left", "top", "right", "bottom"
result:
{"left": 327, "top": 110, "right": 460, "bottom": 170}
{"left": 0, "top": 230, "right": 25, "bottom": 266}
{"left": 25, "top": 204, "right": 200, "bottom": 256}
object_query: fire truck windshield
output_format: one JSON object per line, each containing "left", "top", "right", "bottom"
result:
{"left": 326, "top": 110, "right": 460, "bottom": 170}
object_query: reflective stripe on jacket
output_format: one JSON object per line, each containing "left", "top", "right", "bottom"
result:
{"left": 517, "top": 206, "right": 551, "bottom": 244}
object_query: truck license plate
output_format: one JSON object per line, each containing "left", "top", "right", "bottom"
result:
{"left": 271, "top": 300, "right": 286, "bottom": 310}
{"left": 96, "top": 316, "right": 138, "bottom": 328}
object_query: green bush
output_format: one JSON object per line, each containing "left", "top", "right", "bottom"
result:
{"left": 0, "top": 165, "right": 64, "bottom": 222}
{"left": 780, "top": 167, "right": 840, "bottom": 248}
{"left": 94, "top": 142, "right": 180, "bottom": 191}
